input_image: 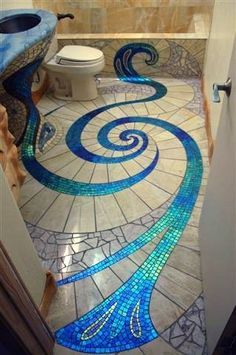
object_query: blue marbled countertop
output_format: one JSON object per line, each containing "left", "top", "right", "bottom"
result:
{"left": 0, "top": 9, "right": 57, "bottom": 75}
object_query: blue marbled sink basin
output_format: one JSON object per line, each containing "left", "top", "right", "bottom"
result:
{"left": 0, "top": 9, "right": 57, "bottom": 76}
{"left": 0, "top": 13, "right": 41, "bottom": 34}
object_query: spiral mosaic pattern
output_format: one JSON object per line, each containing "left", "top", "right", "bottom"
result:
{"left": 8, "top": 43, "right": 167, "bottom": 197}
{"left": 6, "top": 43, "right": 205, "bottom": 353}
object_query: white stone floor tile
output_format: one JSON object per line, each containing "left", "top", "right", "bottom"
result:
{"left": 64, "top": 196, "right": 96, "bottom": 233}
{"left": 131, "top": 180, "right": 170, "bottom": 210}
{"left": 95, "top": 195, "right": 127, "bottom": 230}
{"left": 37, "top": 194, "right": 74, "bottom": 232}
{"left": 114, "top": 188, "right": 151, "bottom": 221}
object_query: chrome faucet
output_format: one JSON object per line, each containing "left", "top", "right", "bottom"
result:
{"left": 212, "top": 77, "right": 232, "bottom": 103}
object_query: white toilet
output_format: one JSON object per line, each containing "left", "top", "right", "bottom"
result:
{"left": 44, "top": 45, "right": 105, "bottom": 101}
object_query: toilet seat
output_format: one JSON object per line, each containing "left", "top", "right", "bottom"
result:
{"left": 45, "top": 56, "right": 105, "bottom": 75}
{"left": 55, "top": 45, "right": 104, "bottom": 66}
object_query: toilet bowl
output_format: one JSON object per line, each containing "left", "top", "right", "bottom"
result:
{"left": 44, "top": 45, "right": 105, "bottom": 101}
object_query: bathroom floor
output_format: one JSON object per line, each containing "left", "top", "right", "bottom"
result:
{"left": 20, "top": 76, "right": 208, "bottom": 355}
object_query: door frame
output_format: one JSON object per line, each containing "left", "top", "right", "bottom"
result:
{"left": 0, "top": 241, "right": 55, "bottom": 354}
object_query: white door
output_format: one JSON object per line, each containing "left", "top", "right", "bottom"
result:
{"left": 199, "top": 35, "right": 236, "bottom": 354}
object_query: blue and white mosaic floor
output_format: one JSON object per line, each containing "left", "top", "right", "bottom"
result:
{"left": 19, "top": 44, "right": 209, "bottom": 355}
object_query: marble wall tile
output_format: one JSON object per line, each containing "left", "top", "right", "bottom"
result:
{"left": 33, "top": 0, "right": 213, "bottom": 10}
{"left": 33, "top": 0, "right": 213, "bottom": 34}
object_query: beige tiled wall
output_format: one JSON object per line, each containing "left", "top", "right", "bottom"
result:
{"left": 33, "top": 0, "right": 213, "bottom": 34}
{"left": 1, "top": 0, "right": 33, "bottom": 9}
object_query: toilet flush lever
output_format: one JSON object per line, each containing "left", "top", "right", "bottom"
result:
{"left": 212, "top": 78, "right": 232, "bottom": 103}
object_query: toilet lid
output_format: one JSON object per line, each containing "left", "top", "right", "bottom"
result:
{"left": 56, "top": 45, "right": 104, "bottom": 65}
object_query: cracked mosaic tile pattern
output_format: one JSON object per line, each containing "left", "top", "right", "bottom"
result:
{"left": 17, "top": 42, "right": 209, "bottom": 354}
{"left": 162, "top": 295, "right": 207, "bottom": 355}
{"left": 25, "top": 198, "right": 172, "bottom": 274}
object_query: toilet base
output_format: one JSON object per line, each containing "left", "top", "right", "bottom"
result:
{"left": 71, "top": 75, "right": 98, "bottom": 101}
{"left": 49, "top": 72, "right": 98, "bottom": 101}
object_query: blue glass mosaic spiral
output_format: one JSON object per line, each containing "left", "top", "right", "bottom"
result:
{"left": 4, "top": 43, "right": 167, "bottom": 196}
{"left": 3, "top": 42, "right": 203, "bottom": 353}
